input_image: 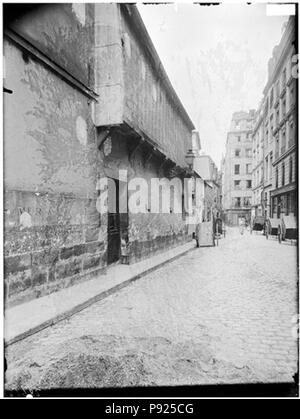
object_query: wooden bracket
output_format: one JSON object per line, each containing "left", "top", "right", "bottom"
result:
{"left": 158, "top": 156, "right": 167, "bottom": 171}
{"left": 144, "top": 149, "right": 154, "bottom": 167}
{"left": 97, "top": 128, "right": 111, "bottom": 150}
{"left": 128, "top": 137, "right": 144, "bottom": 160}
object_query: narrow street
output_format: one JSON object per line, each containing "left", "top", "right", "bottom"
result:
{"left": 6, "top": 228, "right": 298, "bottom": 389}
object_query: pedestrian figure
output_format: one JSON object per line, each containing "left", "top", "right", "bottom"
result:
{"left": 194, "top": 206, "right": 202, "bottom": 248}
{"left": 239, "top": 217, "right": 245, "bottom": 235}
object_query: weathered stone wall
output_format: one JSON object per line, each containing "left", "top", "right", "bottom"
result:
{"left": 102, "top": 132, "right": 191, "bottom": 264}
{"left": 4, "top": 32, "right": 106, "bottom": 307}
{"left": 4, "top": 3, "right": 95, "bottom": 87}
{"left": 3, "top": 3, "right": 193, "bottom": 306}
{"left": 128, "top": 147, "right": 190, "bottom": 263}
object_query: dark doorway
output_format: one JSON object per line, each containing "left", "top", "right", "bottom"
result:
{"left": 277, "top": 196, "right": 282, "bottom": 219}
{"left": 107, "top": 179, "right": 129, "bottom": 265}
{"left": 107, "top": 178, "right": 120, "bottom": 265}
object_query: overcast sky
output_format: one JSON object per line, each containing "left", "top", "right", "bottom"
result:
{"left": 137, "top": 3, "right": 288, "bottom": 166}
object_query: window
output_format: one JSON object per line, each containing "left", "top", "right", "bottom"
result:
{"left": 270, "top": 114, "right": 274, "bottom": 132}
{"left": 234, "top": 164, "right": 240, "bottom": 175}
{"left": 289, "top": 118, "right": 294, "bottom": 147}
{"left": 282, "top": 162, "right": 285, "bottom": 186}
{"left": 234, "top": 180, "right": 241, "bottom": 189}
{"left": 234, "top": 197, "right": 241, "bottom": 208}
{"left": 275, "top": 134, "right": 279, "bottom": 158}
{"left": 265, "top": 157, "right": 269, "bottom": 182}
{"left": 276, "top": 80, "right": 280, "bottom": 99}
{"left": 269, "top": 152, "right": 273, "bottom": 180}
{"left": 235, "top": 149, "right": 241, "bottom": 157}
{"left": 244, "top": 197, "right": 251, "bottom": 207}
{"left": 270, "top": 88, "right": 274, "bottom": 107}
{"left": 237, "top": 136, "right": 241, "bottom": 142}
{"left": 289, "top": 84, "right": 295, "bottom": 106}
{"left": 275, "top": 167, "right": 279, "bottom": 188}
{"left": 246, "top": 180, "right": 252, "bottom": 189}
{"left": 265, "top": 129, "right": 269, "bottom": 144}
{"left": 281, "top": 130, "right": 286, "bottom": 154}
{"left": 276, "top": 108, "right": 280, "bottom": 125}
{"left": 282, "top": 98, "right": 286, "bottom": 118}
{"left": 246, "top": 164, "right": 252, "bottom": 174}
{"left": 289, "top": 157, "right": 293, "bottom": 184}
{"left": 282, "top": 68, "right": 286, "bottom": 88}
{"left": 245, "top": 149, "right": 252, "bottom": 158}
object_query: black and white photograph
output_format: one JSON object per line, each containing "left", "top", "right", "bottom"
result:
{"left": 1, "top": 0, "right": 299, "bottom": 400}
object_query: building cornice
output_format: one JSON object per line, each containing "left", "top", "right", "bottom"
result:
{"left": 263, "top": 18, "right": 295, "bottom": 95}
{"left": 270, "top": 182, "right": 296, "bottom": 197}
{"left": 272, "top": 144, "right": 296, "bottom": 166}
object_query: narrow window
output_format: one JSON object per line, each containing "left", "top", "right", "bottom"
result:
{"left": 282, "top": 162, "right": 285, "bottom": 186}
{"left": 289, "top": 157, "right": 293, "bottom": 184}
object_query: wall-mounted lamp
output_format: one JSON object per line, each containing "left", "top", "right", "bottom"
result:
{"left": 185, "top": 149, "right": 197, "bottom": 170}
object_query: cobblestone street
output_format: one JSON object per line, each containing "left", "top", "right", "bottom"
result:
{"left": 6, "top": 228, "right": 298, "bottom": 389}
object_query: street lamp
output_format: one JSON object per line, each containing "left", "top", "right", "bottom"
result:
{"left": 185, "top": 149, "right": 197, "bottom": 170}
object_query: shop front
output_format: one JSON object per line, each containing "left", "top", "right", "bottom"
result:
{"left": 271, "top": 184, "right": 297, "bottom": 219}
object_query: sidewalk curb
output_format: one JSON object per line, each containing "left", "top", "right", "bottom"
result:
{"left": 5, "top": 244, "right": 197, "bottom": 347}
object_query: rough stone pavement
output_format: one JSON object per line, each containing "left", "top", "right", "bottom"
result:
{"left": 5, "top": 228, "right": 298, "bottom": 389}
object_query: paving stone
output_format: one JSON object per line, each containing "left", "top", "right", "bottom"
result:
{"left": 5, "top": 228, "right": 298, "bottom": 387}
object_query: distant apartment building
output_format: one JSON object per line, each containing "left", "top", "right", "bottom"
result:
{"left": 251, "top": 105, "right": 265, "bottom": 217}
{"left": 222, "top": 110, "right": 255, "bottom": 225}
{"left": 193, "top": 154, "right": 222, "bottom": 220}
{"left": 254, "top": 16, "right": 297, "bottom": 220}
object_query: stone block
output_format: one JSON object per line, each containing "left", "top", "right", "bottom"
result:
{"left": 85, "top": 241, "right": 105, "bottom": 254}
{"left": 8, "top": 270, "right": 32, "bottom": 297}
{"left": 4, "top": 254, "right": 31, "bottom": 275}
{"left": 55, "top": 258, "right": 82, "bottom": 280}
{"left": 83, "top": 254, "right": 102, "bottom": 271}
{"left": 32, "top": 267, "right": 48, "bottom": 287}
{"left": 31, "top": 248, "right": 59, "bottom": 266}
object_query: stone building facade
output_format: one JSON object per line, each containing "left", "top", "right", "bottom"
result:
{"left": 3, "top": 4, "right": 196, "bottom": 306}
{"left": 222, "top": 111, "right": 255, "bottom": 226}
{"left": 257, "top": 17, "right": 297, "bottom": 220}
{"left": 193, "top": 155, "right": 222, "bottom": 221}
{"left": 251, "top": 105, "right": 265, "bottom": 218}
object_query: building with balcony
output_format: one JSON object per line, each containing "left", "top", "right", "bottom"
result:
{"left": 261, "top": 16, "right": 297, "bottom": 220}
{"left": 222, "top": 110, "right": 255, "bottom": 225}
{"left": 3, "top": 3, "right": 196, "bottom": 306}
